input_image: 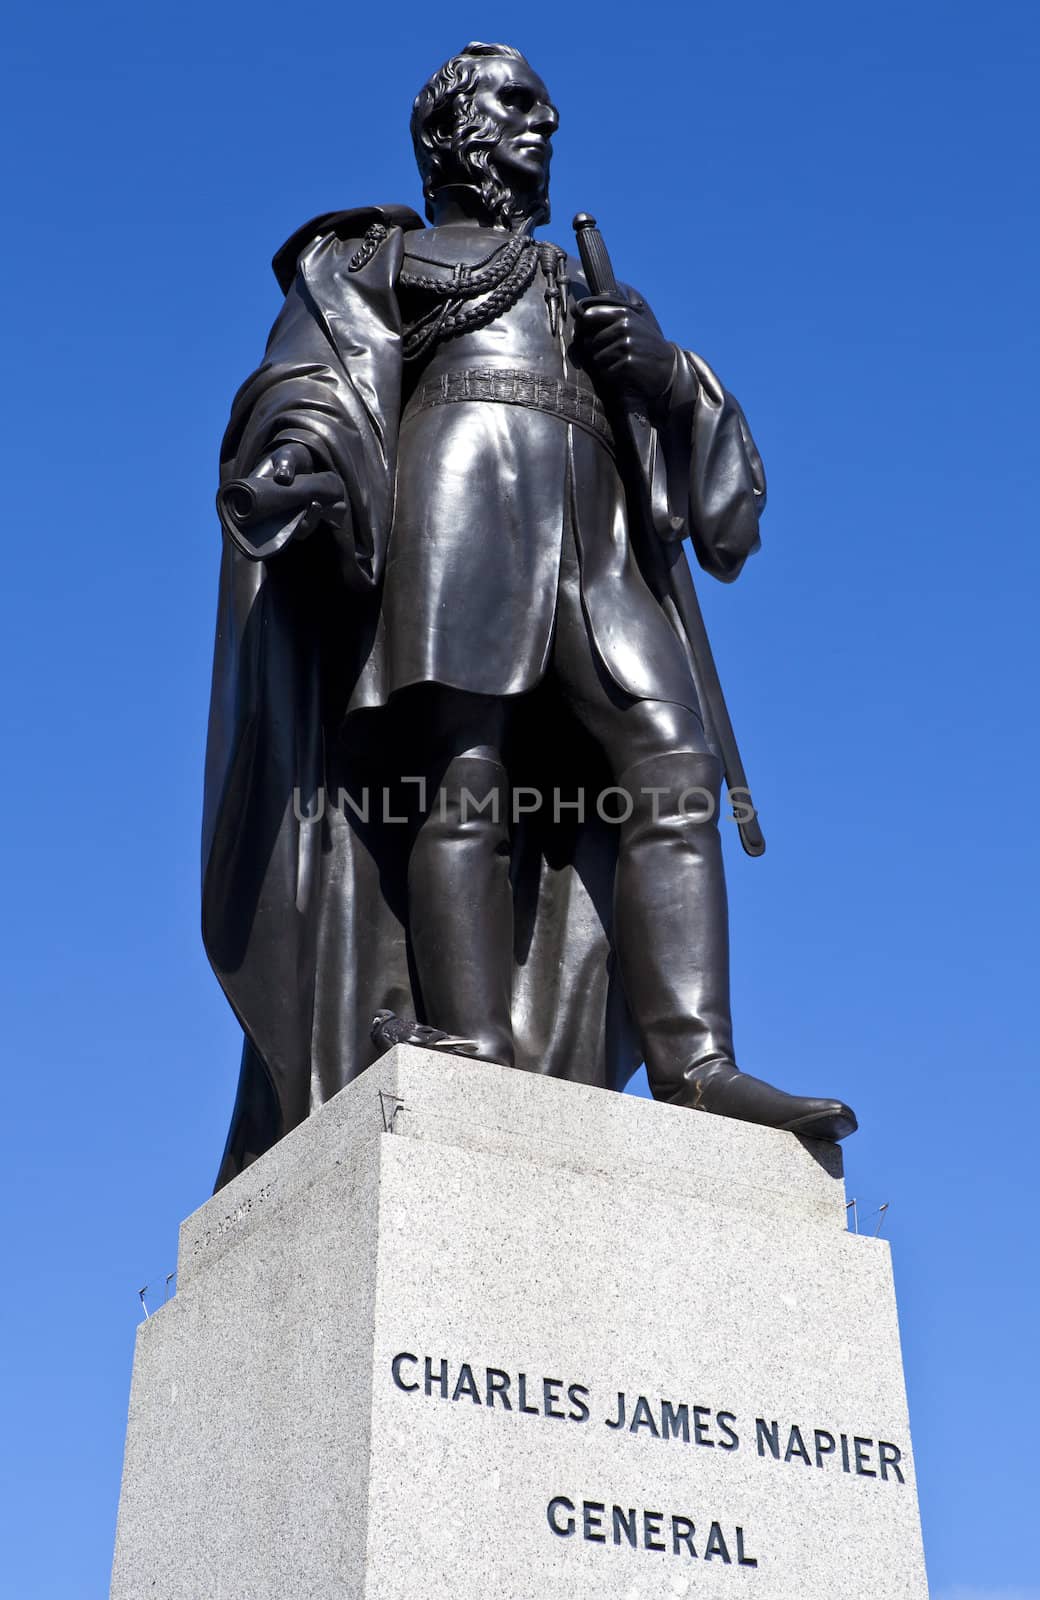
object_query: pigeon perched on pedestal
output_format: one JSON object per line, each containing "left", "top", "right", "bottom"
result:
{"left": 370, "top": 1010, "right": 481, "bottom": 1058}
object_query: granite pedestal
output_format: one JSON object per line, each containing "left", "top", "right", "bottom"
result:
{"left": 110, "top": 1047, "right": 928, "bottom": 1598}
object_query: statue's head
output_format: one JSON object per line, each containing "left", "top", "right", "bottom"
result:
{"left": 411, "top": 43, "right": 558, "bottom": 230}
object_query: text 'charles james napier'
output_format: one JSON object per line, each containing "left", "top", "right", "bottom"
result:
{"left": 390, "top": 1352, "right": 907, "bottom": 1485}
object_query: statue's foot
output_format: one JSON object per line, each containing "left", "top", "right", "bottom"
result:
{"left": 370, "top": 1010, "right": 481, "bottom": 1058}
{"left": 680, "top": 1058, "right": 857, "bottom": 1141}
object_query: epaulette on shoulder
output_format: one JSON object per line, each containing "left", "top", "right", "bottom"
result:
{"left": 272, "top": 205, "right": 425, "bottom": 293}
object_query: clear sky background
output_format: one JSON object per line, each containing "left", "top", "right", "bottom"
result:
{"left": 1, "top": 2, "right": 1037, "bottom": 1595}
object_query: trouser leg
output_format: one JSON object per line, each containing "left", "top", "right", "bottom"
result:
{"left": 549, "top": 536, "right": 857, "bottom": 1138}
{"left": 546, "top": 525, "right": 732, "bottom": 1089}
{"left": 406, "top": 693, "right": 514, "bottom": 1067}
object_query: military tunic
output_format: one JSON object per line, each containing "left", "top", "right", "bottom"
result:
{"left": 370, "top": 223, "right": 700, "bottom": 712}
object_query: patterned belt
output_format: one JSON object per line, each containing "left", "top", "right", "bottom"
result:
{"left": 405, "top": 366, "right": 615, "bottom": 454}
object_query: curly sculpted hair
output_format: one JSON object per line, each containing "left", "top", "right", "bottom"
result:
{"left": 410, "top": 42, "right": 552, "bottom": 230}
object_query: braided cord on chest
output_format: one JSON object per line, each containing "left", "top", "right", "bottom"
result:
{"left": 402, "top": 240, "right": 541, "bottom": 362}
{"left": 399, "top": 232, "right": 530, "bottom": 298}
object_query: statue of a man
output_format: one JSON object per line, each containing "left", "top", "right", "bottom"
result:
{"left": 205, "top": 42, "right": 855, "bottom": 1188}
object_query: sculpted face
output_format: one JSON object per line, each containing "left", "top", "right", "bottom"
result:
{"left": 472, "top": 56, "right": 558, "bottom": 193}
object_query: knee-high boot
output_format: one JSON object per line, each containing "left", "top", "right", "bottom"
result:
{"left": 615, "top": 750, "right": 734, "bottom": 1090}
{"left": 407, "top": 755, "right": 515, "bottom": 1068}
{"left": 615, "top": 751, "right": 856, "bottom": 1140}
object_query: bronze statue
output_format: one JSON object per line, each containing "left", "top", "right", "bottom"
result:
{"left": 205, "top": 42, "right": 856, "bottom": 1189}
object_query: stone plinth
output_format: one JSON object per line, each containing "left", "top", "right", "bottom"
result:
{"left": 110, "top": 1048, "right": 928, "bottom": 1598}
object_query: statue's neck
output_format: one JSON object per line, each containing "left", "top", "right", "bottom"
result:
{"left": 429, "top": 184, "right": 540, "bottom": 234}
{"left": 430, "top": 188, "right": 491, "bottom": 228}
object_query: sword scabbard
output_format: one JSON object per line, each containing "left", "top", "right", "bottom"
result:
{"left": 572, "top": 211, "right": 766, "bottom": 857}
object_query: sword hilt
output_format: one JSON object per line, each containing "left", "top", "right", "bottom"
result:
{"left": 573, "top": 213, "right": 620, "bottom": 298}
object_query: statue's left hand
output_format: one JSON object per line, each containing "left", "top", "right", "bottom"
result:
{"left": 574, "top": 296, "right": 676, "bottom": 410}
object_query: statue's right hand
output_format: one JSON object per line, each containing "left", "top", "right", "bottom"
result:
{"left": 262, "top": 440, "right": 314, "bottom": 484}
{"left": 219, "top": 440, "right": 348, "bottom": 556}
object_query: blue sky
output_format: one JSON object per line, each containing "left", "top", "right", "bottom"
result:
{"left": 1, "top": 2, "right": 1037, "bottom": 1594}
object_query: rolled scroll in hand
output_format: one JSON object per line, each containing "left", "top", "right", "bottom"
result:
{"left": 216, "top": 465, "right": 348, "bottom": 562}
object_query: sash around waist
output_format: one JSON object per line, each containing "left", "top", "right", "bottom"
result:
{"left": 403, "top": 366, "right": 615, "bottom": 454}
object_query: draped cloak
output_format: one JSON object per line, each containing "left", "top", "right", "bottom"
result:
{"left": 204, "top": 205, "right": 765, "bottom": 1190}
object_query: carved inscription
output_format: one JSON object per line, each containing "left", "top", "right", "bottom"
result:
{"left": 547, "top": 1498, "right": 758, "bottom": 1566}
{"left": 191, "top": 1182, "right": 274, "bottom": 1255}
{"left": 389, "top": 1353, "right": 906, "bottom": 1486}
{"left": 390, "top": 1350, "right": 912, "bottom": 1569}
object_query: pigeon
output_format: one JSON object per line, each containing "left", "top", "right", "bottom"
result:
{"left": 370, "top": 1010, "right": 481, "bottom": 1057}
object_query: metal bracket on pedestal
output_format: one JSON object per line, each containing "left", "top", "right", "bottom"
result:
{"left": 378, "top": 1091, "right": 408, "bottom": 1134}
